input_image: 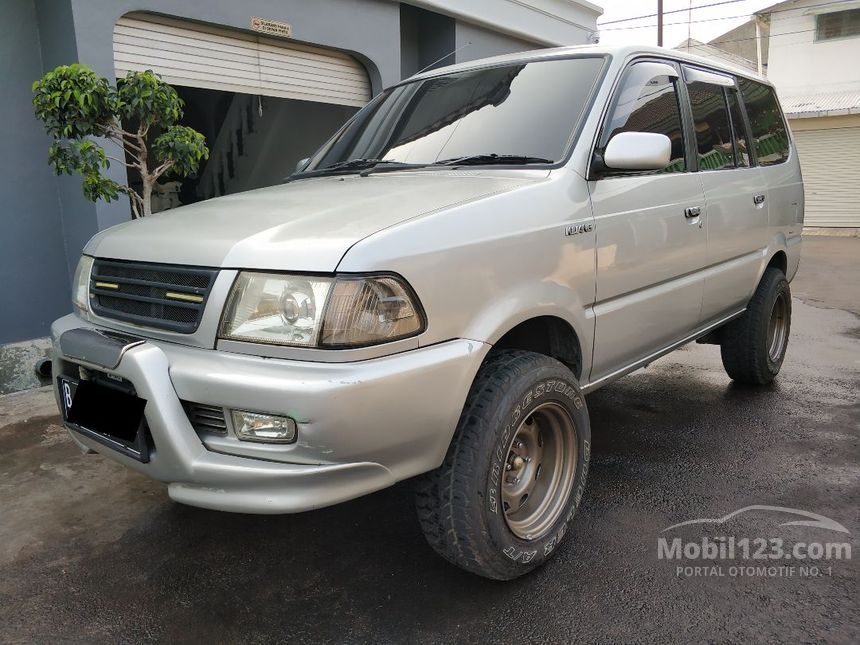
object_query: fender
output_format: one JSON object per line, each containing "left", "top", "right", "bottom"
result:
{"left": 756, "top": 231, "right": 791, "bottom": 287}
{"left": 462, "top": 281, "right": 594, "bottom": 382}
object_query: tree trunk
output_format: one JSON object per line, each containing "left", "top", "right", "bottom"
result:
{"left": 141, "top": 174, "right": 153, "bottom": 217}
{"left": 136, "top": 125, "right": 152, "bottom": 217}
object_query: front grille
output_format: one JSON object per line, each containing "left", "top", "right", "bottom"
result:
{"left": 90, "top": 259, "right": 218, "bottom": 333}
{"left": 182, "top": 402, "right": 228, "bottom": 435}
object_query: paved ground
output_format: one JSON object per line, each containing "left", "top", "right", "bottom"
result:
{"left": 1, "top": 237, "right": 857, "bottom": 644}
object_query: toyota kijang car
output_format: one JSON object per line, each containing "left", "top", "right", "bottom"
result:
{"left": 52, "top": 45, "right": 803, "bottom": 580}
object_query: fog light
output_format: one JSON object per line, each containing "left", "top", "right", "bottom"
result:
{"left": 231, "top": 410, "right": 297, "bottom": 443}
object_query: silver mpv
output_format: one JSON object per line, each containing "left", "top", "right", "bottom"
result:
{"left": 52, "top": 45, "right": 803, "bottom": 579}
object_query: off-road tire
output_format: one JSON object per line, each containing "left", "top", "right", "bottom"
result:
{"left": 415, "top": 349, "right": 590, "bottom": 580}
{"left": 720, "top": 267, "right": 792, "bottom": 385}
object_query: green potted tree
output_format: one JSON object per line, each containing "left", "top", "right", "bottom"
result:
{"left": 32, "top": 64, "right": 208, "bottom": 218}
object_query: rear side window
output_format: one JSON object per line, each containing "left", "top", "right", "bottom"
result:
{"left": 600, "top": 62, "right": 687, "bottom": 173}
{"left": 687, "top": 82, "right": 734, "bottom": 171}
{"left": 738, "top": 78, "right": 790, "bottom": 166}
{"left": 726, "top": 89, "right": 750, "bottom": 167}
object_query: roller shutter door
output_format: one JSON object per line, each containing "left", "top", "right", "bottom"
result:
{"left": 113, "top": 13, "right": 371, "bottom": 107}
{"left": 793, "top": 126, "right": 860, "bottom": 228}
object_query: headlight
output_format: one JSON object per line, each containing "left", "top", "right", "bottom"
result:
{"left": 219, "top": 273, "right": 333, "bottom": 346}
{"left": 72, "top": 255, "right": 94, "bottom": 312}
{"left": 219, "top": 272, "right": 424, "bottom": 348}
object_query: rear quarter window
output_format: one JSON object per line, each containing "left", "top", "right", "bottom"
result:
{"left": 738, "top": 78, "right": 790, "bottom": 166}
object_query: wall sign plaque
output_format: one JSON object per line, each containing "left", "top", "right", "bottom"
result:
{"left": 250, "top": 17, "right": 293, "bottom": 38}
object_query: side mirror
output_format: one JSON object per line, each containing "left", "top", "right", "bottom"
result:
{"left": 295, "top": 157, "right": 310, "bottom": 174}
{"left": 602, "top": 132, "right": 672, "bottom": 171}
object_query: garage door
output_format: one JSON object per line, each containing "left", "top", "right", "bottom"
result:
{"left": 113, "top": 13, "right": 371, "bottom": 107}
{"left": 793, "top": 126, "right": 860, "bottom": 228}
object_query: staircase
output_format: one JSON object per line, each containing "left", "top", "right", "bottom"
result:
{"left": 197, "top": 94, "right": 358, "bottom": 201}
{"left": 197, "top": 94, "right": 260, "bottom": 201}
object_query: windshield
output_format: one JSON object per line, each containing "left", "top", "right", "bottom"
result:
{"left": 303, "top": 56, "right": 606, "bottom": 173}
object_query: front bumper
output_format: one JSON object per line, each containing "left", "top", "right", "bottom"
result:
{"left": 51, "top": 314, "right": 489, "bottom": 513}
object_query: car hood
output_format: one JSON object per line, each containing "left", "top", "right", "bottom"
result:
{"left": 86, "top": 171, "right": 546, "bottom": 272}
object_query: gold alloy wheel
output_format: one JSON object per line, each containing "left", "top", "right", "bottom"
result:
{"left": 502, "top": 402, "right": 578, "bottom": 540}
{"left": 767, "top": 290, "right": 789, "bottom": 362}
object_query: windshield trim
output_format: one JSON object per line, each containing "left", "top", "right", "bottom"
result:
{"left": 291, "top": 53, "right": 612, "bottom": 180}
{"left": 393, "top": 52, "right": 608, "bottom": 90}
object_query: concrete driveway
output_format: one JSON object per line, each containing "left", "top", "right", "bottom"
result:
{"left": 1, "top": 237, "right": 857, "bottom": 643}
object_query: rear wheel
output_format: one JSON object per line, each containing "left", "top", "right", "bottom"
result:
{"left": 720, "top": 267, "right": 792, "bottom": 385}
{"left": 415, "top": 349, "right": 590, "bottom": 580}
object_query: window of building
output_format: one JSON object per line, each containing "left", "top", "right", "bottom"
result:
{"left": 816, "top": 9, "right": 860, "bottom": 41}
{"left": 738, "top": 78, "right": 790, "bottom": 166}
{"left": 599, "top": 62, "right": 687, "bottom": 173}
{"left": 687, "top": 81, "right": 735, "bottom": 171}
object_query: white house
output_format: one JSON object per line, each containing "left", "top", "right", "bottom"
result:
{"left": 674, "top": 37, "right": 760, "bottom": 72}
{"left": 758, "top": 0, "right": 860, "bottom": 229}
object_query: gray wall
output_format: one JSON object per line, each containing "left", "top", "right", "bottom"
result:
{"left": 400, "top": 5, "right": 456, "bottom": 77}
{"left": 35, "top": 0, "right": 103, "bottom": 285}
{"left": 0, "top": 0, "right": 73, "bottom": 344}
{"left": 455, "top": 21, "right": 543, "bottom": 63}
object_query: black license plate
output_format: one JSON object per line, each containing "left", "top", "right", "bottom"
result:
{"left": 58, "top": 375, "right": 150, "bottom": 462}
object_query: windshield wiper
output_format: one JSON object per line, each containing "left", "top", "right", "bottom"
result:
{"left": 288, "top": 153, "right": 554, "bottom": 181}
{"left": 434, "top": 154, "right": 555, "bottom": 166}
{"left": 289, "top": 158, "right": 410, "bottom": 180}
{"left": 321, "top": 158, "right": 401, "bottom": 171}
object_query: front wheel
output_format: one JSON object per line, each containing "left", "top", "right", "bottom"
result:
{"left": 415, "top": 349, "right": 590, "bottom": 580}
{"left": 720, "top": 267, "right": 792, "bottom": 385}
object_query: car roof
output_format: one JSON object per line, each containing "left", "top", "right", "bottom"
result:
{"left": 405, "top": 44, "right": 772, "bottom": 87}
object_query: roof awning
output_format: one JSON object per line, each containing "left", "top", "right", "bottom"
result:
{"left": 781, "top": 90, "right": 860, "bottom": 118}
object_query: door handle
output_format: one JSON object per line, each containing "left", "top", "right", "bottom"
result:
{"left": 684, "top": 206, "right": 701, "bottom": 218}
{"left": 753, "top": 194, "right": 766, "bottom": 205}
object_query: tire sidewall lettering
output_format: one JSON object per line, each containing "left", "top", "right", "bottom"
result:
{"left": 485, "top": 375, "right": 590, "bottom": 566}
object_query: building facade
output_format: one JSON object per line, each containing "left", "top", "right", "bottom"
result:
{"left": 707, "top": 18, "right": 770, "bottom": 74}
{"left": 0, "top": 0, "right": 601, "bottom": 393}
{"left": 674, "top": 37, "right": 760, "bottom": 73}
{"left": 758, "top": 0, "right": 860, "bottom": 230}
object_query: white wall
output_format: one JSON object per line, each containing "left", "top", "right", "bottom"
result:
{"left": 765, "top": 0, "right": 860, "bottom": 96}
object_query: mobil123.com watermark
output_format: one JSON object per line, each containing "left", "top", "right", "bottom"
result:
{"left": 657, "top": 505, "right": 852, "bottom": 579}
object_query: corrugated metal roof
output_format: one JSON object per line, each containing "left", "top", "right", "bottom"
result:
{"left": 782, "top": 90, "right": 860, "bottom": 117}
